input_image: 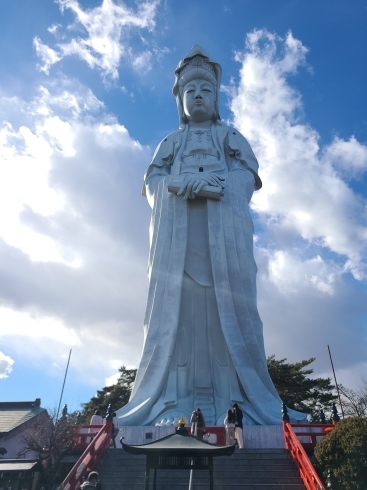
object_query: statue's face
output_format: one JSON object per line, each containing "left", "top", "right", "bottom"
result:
{"left": 182, "top": 79, "right": 215, "bottom": 123}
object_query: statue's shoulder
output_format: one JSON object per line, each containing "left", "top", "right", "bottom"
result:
{"left": 150, "top": 128, "right": 184, "bottom": 166}
{"left": 215, "top": 122, "right": 249, "bottom": 145}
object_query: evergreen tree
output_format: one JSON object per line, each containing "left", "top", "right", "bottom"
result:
{"left": 81, "top": 366, "right": 137, "bottom": 422}
{"left": 267, "top": 355, "right": 337, "bottom": 421}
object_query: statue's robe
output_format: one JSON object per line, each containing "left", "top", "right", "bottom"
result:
{"left": 117, "top": 122, "right": 306, "bottom": 426}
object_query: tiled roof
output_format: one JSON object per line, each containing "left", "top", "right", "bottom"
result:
{"left": 0, "top": 399, "right": 46, "bottom": 435}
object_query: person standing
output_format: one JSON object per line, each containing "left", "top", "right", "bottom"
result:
{"left": 90, "top": 410, "right": 103, "bottom": 426}
{"left": 111, "top": 412, "right": 119, "bottom": 448}
{"left": 190, "top": 408, "right": 206, "bottom": 440}
{"left": 89, "top": 410, "right": 103, "bottom": 442}
{"left": 232, "top": 403, "right": 244, "bottom": 449}
{"left": 224, "top": 409, "right": 235, "bottom": 445}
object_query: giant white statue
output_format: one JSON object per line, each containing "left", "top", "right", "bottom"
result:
{"left": 117, "top": 45, "right": 305, "bottom": 426}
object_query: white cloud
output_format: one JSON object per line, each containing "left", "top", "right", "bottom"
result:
{"left": 34, "top": 0, "right": 162, "bottom": 79}
{"left": 322, "top": 136, "right": 367, "bottom": 178}
{"left": 0, "top": 307, "right": 81, "bottom": 345}
{"left": 266, "top": 250, "right": 336, "bottom": 296}
{"left": 226, "top": 30, "right": 367, "bottom": 378}
{"left": 229, "top": 29, "right": 367, "bottom": 281}
{"left": 0, "top": 79, "right": 152, "bottom": 384}
{"left": 131, "top": 50, "right": 153, "bottom": 74}
{"left": 0, "top": 351, "right": 14, "bottom": 379}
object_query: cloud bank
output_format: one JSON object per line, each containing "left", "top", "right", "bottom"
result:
{"left": 228, "top": 30, "right": 367, "bottom": 379}
{"left": 0, "top": 77, "right": 151, "bottom": 385}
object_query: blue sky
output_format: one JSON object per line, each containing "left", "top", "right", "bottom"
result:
{"left": 0, "top": 0, "right": 366, "bottom": 415}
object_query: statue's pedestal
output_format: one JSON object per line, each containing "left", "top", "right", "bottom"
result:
{"left": 118, "top": 425, "right": 284, "bottom": 448}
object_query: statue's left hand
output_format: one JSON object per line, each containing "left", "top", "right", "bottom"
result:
{"left": 177, "top": 173, "right": 224, "bottom": 200}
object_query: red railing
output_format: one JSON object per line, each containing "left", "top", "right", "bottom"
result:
{"left": 60, "top": 421, "right": 112, "bottom": 490}
{"left": 283, "top": 422, "right": 326, "bottom": 490}
{"left": 290, "top": 423, "right": 334, "bottom": 450}
{"left": 74, "top": 424, "right": 105, "bottom": 450}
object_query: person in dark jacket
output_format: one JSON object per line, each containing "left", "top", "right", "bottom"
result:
{"left": 232, "top": 403, "right": 244, "bottom": 448}
{"left": 80, "top": 471, "right": 99, "bottom": 490}
{"left": 190, "top": 408, "right": 206, "bottom": 440}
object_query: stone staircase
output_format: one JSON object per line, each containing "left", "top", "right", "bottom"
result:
{"left": 97, "top": 448, "right": 306, "bottom": 490}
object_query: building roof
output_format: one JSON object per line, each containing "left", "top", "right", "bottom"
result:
{"left": 0, "top": 399, "right": 47, "bottom": 435}
{"left": 0, "top": 459, "right": 41, "bottom": 471}
{"left": 122, "top": 427, "right": 235, "bottom": 457}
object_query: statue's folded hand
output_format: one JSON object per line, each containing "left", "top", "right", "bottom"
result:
{"left": 177, "top": 174, "right": 225, "bottom": 200}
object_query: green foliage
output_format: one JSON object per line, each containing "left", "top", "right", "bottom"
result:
{"left": 81, "top": 366, "right": 137, "bottom": 422}
{"left": 314, "top": 417, "right": 367, "bottom": 490}
{"left": 267, "top": 355, "right": 337, "bottom": 421}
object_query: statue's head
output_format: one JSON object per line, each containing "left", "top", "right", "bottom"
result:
{"left": 173, "top": 45, "right": 222, "bottom": 125}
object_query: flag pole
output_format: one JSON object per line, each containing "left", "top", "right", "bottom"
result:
{"left": 327, "top": 345, "right": 344, "bottom": 418}
{"left": 56, "top": 349, "right": 72, "bottom": 420}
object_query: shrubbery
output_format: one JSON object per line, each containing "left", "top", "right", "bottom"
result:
{"left": 314, "top": 417, "right": 367, "bottom": 490}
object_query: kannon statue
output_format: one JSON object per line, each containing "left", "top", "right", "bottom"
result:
{"left": 116, "top": 45, "right": 305, "bottom": 426}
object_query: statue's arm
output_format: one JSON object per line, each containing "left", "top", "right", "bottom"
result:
{"left": 228, "top": 131, "right": 262, "bottom": 190}
{"left": 143, "top": 136, "right": 174, "bottom": 208}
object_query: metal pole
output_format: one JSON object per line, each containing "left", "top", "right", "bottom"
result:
{"left": 327, "top": 345, "right": 345, "bottom": 418}
{"left": 56, "top": 349, "right": 72, "bottom": 420}
{"left": 188, "top": 422, "right": 197, "bottom": 490}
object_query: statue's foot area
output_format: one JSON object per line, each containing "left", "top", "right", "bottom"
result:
{"left": 153, "top": 409, "right": 193, "bottom": 427}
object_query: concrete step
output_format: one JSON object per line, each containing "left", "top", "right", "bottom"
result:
{"left": 97, "top": 448, "right": 307, "bottom": 490}
{"left": 100, "top": 485, "right": 306, "bottom": 490}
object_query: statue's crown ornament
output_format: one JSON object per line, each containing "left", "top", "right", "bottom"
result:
{"left": 179, "top": 55, "right": 216, "bottom": 80}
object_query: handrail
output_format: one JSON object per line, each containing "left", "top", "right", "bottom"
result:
{"left": 74, "top": 425, "right": 105, "bottom": 448}
{"left": 60, "top": 420, "right": 112, "bottom": 490}
{"left": 290, "top": 423, "right": 334, "bottom": 448}
{"left": 283, "top": 421, "right": 326, "bottom": 490}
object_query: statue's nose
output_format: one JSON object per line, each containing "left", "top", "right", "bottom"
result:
{"left": 195, "top": 93, "right": 202, "bottom": 99}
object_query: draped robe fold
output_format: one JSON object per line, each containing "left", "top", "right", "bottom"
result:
{"left": 116, "top": 123, "right": 306, "bottom": 426}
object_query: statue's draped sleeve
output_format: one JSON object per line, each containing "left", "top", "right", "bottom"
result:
{"left": 227, "top": 130, "right": 262, "bottom": 190}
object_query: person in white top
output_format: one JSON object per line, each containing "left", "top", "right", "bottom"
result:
{"left": 224, "top": 409, "right": 235, "bottom": 446}
{"left": 89, "top": 410, "right": 103, "bottom": 442}
{"left": 90, "top": 410, "right": 103, "bottom": 425}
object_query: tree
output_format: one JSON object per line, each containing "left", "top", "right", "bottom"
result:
{"left": 19, "top": 409, "right": 79, "bottom": 487}
{"left": 314, "top": 417, "right": 367, "bottom": 490}
{"left": 81, "top": 366, "right": 137, "bottom": 422}
{"left": 339, "top": 381, "right": 367, "bottom": 417}
{"left": 267, "top": 355, "right": 337, "bottom": 421}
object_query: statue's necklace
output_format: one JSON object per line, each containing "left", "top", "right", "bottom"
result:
{"left": 188, "top": 129, "right": 211, "bottom": 143}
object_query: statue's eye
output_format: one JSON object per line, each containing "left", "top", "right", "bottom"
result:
{"left": 186, "top": 89, "right": 195, "bottom": 94}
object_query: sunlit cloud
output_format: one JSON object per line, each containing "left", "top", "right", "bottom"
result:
{"left": 0, "top": 351, "right": 14, "bottom": 379}
{"left": 228, "top": 29, "right": 367, "bottom": 281}
{"left": 34, "top": 0, "right": 162, "bottom": 79}
{"left": 0, "top": 307, "right": 82, "bottom": 345}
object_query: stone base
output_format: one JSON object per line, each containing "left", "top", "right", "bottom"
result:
{"left": 118, "top": 425, "right": 284, "bottom": 448}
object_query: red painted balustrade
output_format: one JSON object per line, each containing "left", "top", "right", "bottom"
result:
{"left": 283, "top": 421, "right": 331, "bottom": 490}
{"left": 60, "top": 421, "right": 112, "bottom": 490}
